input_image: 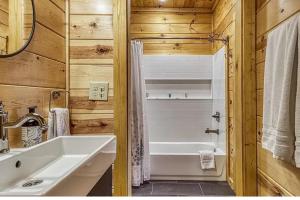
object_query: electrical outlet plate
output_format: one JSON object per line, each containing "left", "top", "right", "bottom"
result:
{"left": 89, "top": 81, "right": 109, "bottom": 101}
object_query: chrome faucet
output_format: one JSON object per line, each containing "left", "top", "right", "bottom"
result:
{"left": 205, "top": 128, "right": 220, "bottom": 135}
{"left": 0, "top": 102, "right": 48, "bottom": 154}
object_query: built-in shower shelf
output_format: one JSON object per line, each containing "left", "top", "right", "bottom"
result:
{"left": 146, "top": 97, "right": 212, "bottom": 100}
{"left": 145, "top": 78, "right": 212, "bottom": 84}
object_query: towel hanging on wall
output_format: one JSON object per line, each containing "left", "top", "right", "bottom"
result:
{"left": 48, "top": 108, "right": 70, "bottom": 139}
{"left": 262, "top": 14, "right": 299, "bottom": 162}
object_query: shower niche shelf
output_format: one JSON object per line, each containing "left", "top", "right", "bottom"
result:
{"left": 144, "top": 78, "right": 212, "bottom": 83}
{"left": 144, "top": 78, "right": 212, "bottom": 101}
{"left": 146, "top": 97, "right": 212, "bottom": 100}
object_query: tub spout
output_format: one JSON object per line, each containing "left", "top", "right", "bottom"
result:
{"left": 205, "top": 128, "right": 219, "bottom": 135}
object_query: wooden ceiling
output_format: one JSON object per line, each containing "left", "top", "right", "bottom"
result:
{"left": 131, "top": 0, "right": 217, "bottom": 9}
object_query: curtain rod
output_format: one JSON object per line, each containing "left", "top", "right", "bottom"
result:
{"left": 131, "top": 36, "right": 229, "bottom": 45}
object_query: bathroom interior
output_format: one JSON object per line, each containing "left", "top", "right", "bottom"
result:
{"left": 0, "top": 0, "right": 300, "bottom": 197}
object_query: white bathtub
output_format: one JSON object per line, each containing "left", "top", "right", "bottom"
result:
{"left": 150, "top": 142, "right": 226, "bottom": 181}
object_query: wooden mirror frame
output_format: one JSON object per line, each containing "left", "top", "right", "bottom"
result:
{"left": 0, "top": 0, "right": 36, "bottom": 58}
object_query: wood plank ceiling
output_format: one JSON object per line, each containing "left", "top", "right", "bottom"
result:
{"left": 131, "top": 0, "right": 216, "bottom": 9}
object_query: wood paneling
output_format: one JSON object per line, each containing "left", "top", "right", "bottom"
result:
{"left": 255, "top": 0, "right": 300, "bottom": 196}
{"left": 257, "top": 169, "right": 291, "bottom": 196}
{"left": 68, "top": 0, "right": 122, "bottom": 195}
{"left": 70, "top": 15, "right": 113, "bottom": 39}
{"left": 34, "top": 0, "right": 66, "bottom": 37}
{"left": 69, "top": 1, "right": 114, "bottom": 134}
{"left": 70, "top": 40, "right": 113, "bottom": 61}
{"left": 26, "top": 23, "right": 65, "bottom": 62}
{"left": 257, "top": 145, "right": 300, "bottom": 196}
{"left": 50, "top": 0, "right": 66, "bottom": 11}
{"left": 70, "top": 0, "right": 113, "bottom": 14}
{"left": 114, "top": 0, "right": 128, "bottom": 195}
{"left": 71, "top": 114, "right": 114, "bottom": 134}
{"left": 131, "top": 13, "right": 212, "bottom": 24}
{"left": 131, "top": 9, "right": 213, "bottom": 54}
{"left": 234, "top": 0, "right": 257, "bottom": 195}
{"left": 131, "top": 0, "right": 216, "bottom": 9}
{"left": 0, "top": 51, "right": 65, "bottom": 88}
{"left": 213, "top": 0, "right": 236, "bottom": 192}
{"left": 0, "top": 0, "right": 8, "bottom": 53}
{"left": 0, "top": 0, "right": 66, "bottom": 147}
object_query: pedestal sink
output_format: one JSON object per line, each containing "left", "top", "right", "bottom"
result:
{"left": 0, "top": 135, "right": 116, "bottom": 196}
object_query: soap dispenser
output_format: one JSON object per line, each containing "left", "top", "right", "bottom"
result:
{"left": 0, "top": 101, "right": 9, "bottom": 153}
{"left": 21, "top": 106, "right": 43, "bottom": 147}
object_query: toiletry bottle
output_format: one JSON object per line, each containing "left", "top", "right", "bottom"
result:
{"left": 0, "top": 101, "right": 9, "bottom": 153}
{"left": 21, "top": 106, "right": 42, "bottom": 147}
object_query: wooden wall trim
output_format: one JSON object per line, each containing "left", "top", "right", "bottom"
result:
{"left": 113, "top": 0, "right": 128, "bottom": 196}
{"left": 234, "top": 0, "right": 257, "bottom": 195}
{"left": 65, "top": 0, "right": 70, "bottom": 106}
{"left": 258, "top": 169, "right": 292, "bottom": 196}
{"left": 131, "top": 7, "right": 212, "bottom": 13}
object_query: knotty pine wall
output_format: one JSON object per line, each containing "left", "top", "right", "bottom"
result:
{"left": 213, "top": 0, "right": 237, "bottom": 191}
{"left": 0, "top": 0, "right": 8, "bottom": 53}
{"left": 0, "top": 0, "right": 66, "bottom": 147}
{"left": 68, "top": 0, "right": 116, "bottom": 192}
{"left": 69, "top": 0, "right": 114, "bottom": 135}
{"left": 256, "top": 0, "right": 300, "bottom": 196}
{"left": 130, "top": 7, "right": 213, "bottom": 54}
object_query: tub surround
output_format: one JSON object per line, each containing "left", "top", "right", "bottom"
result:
{"left": 143, "top": 55, "right": 226, "bottom": 152}
{"left": 143, "top": 54, "right": 226, "bottom": 181}
{"left": 150, "top": 142, "right": 226, "bottom": 181}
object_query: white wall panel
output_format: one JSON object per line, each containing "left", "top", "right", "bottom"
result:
{"left": 143, "top": 55, "right": 212, "bottom": 80}
{"left": 212, "top": 47, "right": 226, "bottom": 152}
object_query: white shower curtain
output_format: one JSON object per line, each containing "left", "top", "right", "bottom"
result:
{"left": 130, "top": 40, "right": 150, "bottom": 187}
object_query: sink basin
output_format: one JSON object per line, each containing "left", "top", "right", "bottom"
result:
{"left": 0, "top": 135, "right": 116, "bottom": 196}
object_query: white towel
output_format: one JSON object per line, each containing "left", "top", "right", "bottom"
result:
{"left": 199, "top": 150, "right": 215, "bottom": 170}
{"left": 262, "top": 15, "right": 299, "bottom": 162}
{"left": 295, "top": 16, "right": 300, "bottom": 167}
{"left": 48, "top": 108, "right": 70, "bottom": 140}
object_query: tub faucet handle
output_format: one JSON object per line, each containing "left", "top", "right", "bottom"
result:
{"left": 212, "top": 112, "right": 221, "bottom": 122}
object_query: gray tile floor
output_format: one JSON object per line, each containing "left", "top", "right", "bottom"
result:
{"left": 132, "top": 181, "right": 235, "bottom": 196}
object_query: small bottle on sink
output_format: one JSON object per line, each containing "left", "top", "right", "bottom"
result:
{"left": 21, "top": 106, "right": 43, "bottom": 147}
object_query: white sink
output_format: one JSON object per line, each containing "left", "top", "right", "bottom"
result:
{"left": 0, "top": 135, "right": 116, "bottom": 196}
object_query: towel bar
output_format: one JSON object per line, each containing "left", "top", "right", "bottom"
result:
{"left": 49, "top": 90, "right": 70, "bottom": 113}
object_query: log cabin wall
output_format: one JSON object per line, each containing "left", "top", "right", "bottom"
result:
{"left": 0, "top": 0, "right": 66, "bottom": 148}
{"left": 68, "top": 0, "right": 117, "bottom": 193}
{"left": 212, "top": 0, "right": 237, "bottom": 192}
{"left": 131, "top": 0, "right": 214, "bottom": 55}
{"left": 256, "top": 0, "right": 300, "bottom": 196}
{"left": 68, "top": 0, "right": 114, "bottom": 136}
{"left": 0, "top": 0, "right": 8, "bottom": 53}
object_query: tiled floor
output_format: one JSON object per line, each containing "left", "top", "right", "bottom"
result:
{"left": 132, "top": 181, "right": 235, "bottom": 196}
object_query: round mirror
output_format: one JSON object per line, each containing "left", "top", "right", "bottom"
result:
{"left": 0, "top": 0, "right": 36, "bottom": 57}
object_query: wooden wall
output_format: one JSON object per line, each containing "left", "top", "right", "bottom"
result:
{"left": 130, "top": 7, "right": 213, "bottom": 54}
{"left": 256, "top": 0, "right": 300, "bottom": 196}
{"left": 213, "top": 0, "right": 237, "bottom": 192}
{"left": 68, "top": 0, "right": 120, "bottom": 193}
{"left": 0, "top": 0, "right": 8, "bottom": 53}
{"left": 0, "top": 0, "right": 66, "bottom": 147}
{"left": 68, "top": 0, "right": 129, "bottom": 196}
{"left": 68, "top": 0, "right": 114, "bottom": 135}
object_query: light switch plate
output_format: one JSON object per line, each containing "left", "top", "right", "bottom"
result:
{"left": 89, "top": 81, "right": 109, "bottom": 101}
